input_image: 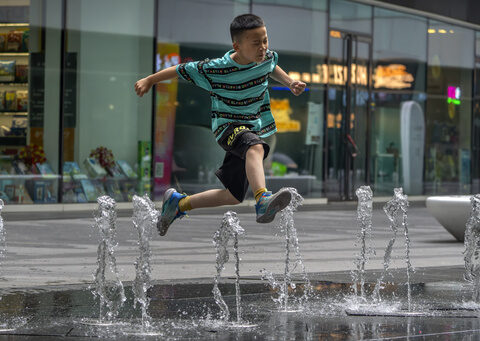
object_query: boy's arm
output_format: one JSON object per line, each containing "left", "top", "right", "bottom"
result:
{"left": 135, "top": 65, "right": 178, "bottom": 97}
{"left": 270, "top": 65, "right": 306, "bottom": 96}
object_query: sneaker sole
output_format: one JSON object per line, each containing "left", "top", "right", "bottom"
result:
{"left": 157, "top": 188, "right": 176, "bottom": 236}
{"left": 256, "top": 190, "right": 292, "bottom": 224}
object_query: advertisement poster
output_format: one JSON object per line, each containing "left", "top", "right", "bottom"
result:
{"left": 306, "top": 101, "right": 323, "bottom": 145}
{"left": 154, "top": 43, "right": 180, "bottom": 199}
{"left": 400, "top": 101, "right": 425, "bottom": 195}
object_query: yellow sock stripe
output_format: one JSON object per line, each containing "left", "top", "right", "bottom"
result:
{"left": 178, "top": 196, "right": 192, "bottom": 212}
{"left": 254, "top": 187, "right": 267, "bottom": 202}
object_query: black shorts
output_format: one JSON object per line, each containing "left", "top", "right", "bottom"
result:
{"left": 215, "top": 124, "right": 270, "bottom": 202}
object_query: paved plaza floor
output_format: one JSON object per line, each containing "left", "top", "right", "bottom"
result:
{"left": 0, "top": 206, "right": 465, "bottom": 289}
{"left": 0, "top": 204, "right": 475, "bottom": 339}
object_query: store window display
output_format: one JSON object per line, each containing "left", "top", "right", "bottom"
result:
{"left": 372, "top": 8, "right": 427, "bottom": 195}
{"left": 425, "top": 21, "right": 474, "bottom": 194}
{"left": 252, "top": 0, "right": 327, "bottom": 197}
{"left": 0, "top": 1, "right": 59, "bottom": 204}
{"left": 471, "top": 32, "right": 480, "bottom": 193}
{"left": 60, "top": 0, "right": 155, "bottom": 203}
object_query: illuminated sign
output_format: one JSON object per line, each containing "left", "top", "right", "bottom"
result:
{"left": 288, "top": 63, "right": 414, "bottom": 89}
{"left": 447, "top": 86, "right": 461, "bottom": 105}
{"left": 270, "top": 98, "right": 301, "bottom": 133}
{"left": 374, "top": 64, "right": 414, "bottom": 89}
{"left": 330, "top": 30, "right": 341, "bottom": 38}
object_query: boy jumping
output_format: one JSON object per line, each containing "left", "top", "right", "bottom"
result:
{"left": 135, "top": 14, "right": 306, "bottom": 236}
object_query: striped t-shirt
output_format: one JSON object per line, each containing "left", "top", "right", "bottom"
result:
{"left": 176, "top": 49, "right": 278, "bottom": 141}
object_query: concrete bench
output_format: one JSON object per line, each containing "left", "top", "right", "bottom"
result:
{"left": 426, "top": 196, "right": 471, "bottom": 242}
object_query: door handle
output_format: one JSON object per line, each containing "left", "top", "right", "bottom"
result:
{"left": 345, "top": 133, "right": 358, "bottom": 158}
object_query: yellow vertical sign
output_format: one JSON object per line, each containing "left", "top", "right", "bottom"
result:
{"left": 154, "top": 43, "right": 180, "bottom": 197}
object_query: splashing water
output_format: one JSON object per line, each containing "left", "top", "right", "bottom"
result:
{"left": 373, "top": 189, "right": 402, "bottom": 301}
{"left": 0, "top": 199, "right": 6, "bottom": 265}
{"left": 351, "top": 186, "right": 374, "bottom": 301}
{"left": 377, "top": 188, "right": 413, "bottom": 310}
{"left": 463, "top": 194, "right": 480, "bottom": 302}
{"left": 91, "top": 196, "right": 126, "bottom": 322}
{"left": 262, "top": 188, "right": 312, "bottom": 311}
{"left": 212, "top": 211, "right": 245, "bottom": 322}
{"left": 132, "top": 195, "right": 159, "bottom": 330}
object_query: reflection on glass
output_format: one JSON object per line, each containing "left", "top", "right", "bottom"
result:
{"left": 426, "top": 21, "right": 474, "bottom": 194}
{"left": 372, "top": 8, "right": 427, "bottom": 195}
{"left": 472, "top": 61, "right": 480, "bottom": 193}
{"left": 0, "top": 1, "right": 62, "bottom": 205}
{"left": 61, "top": 0, "right": 154, "bottom": 203}
{"left": 477, "top": 32, "right": 480, "bottom": 57}
{"left": 167, "top": 1, "right": 327, "bottom": 198}
{"left": 325, "top": 30, "right": 370, "bottom": 200}
{"left": 329, "top": 0, "right": 372, "bottom": 34}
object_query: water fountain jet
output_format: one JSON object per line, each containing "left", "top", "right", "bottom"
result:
{"left": 211, "top": 211, "right": 255, "bottom": 328}
{"left": 120, "top": 195, "right": 163, "bottom": 336}
{"left": 82, "top": 196, "right": 126, "bottom": 326}
{"left": 261, "top": 188, "right": 312, "bottom": 312}
{"left": 463, "top": 194, "right": 480, "bottom": 303}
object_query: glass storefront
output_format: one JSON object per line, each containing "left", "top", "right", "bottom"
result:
{"left": 425, "top": 21, "right": 474, "bottom": 195}
{"left": 474, "top": 32, "right": 480, "bottom": 193}
{"left": 61, "top": 0, "right": 155, "bottom": 203}
{"left": 252, "top": 0, "right": 327, "bottom": 198}
{"left": 0, "top": 0, "right": 60, "bottom": 204}
{"left": 326, "top": 0, "right": 372, "bottom": 200}
{"left": 371, "top": 8, "right": 427, "bottom": 195}
{"left": 1, "top": 0, "right": 479, "bottom": 204}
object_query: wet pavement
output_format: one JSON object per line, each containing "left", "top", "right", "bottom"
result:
{"left": 0, "top": 266, "right": 478, "bottom": 339}
{"left": 0, "top": 205, "right": 475, "bottom": 339}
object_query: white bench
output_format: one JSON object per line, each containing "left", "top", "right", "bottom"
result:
{"left": 426, "top": 196, "right": 471, "bottom": 242}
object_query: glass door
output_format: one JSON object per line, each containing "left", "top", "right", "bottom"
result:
{"left": 473, "top": 57, "right": 480, "bottom": 193}
{"left": 325, "top": 30, "right": 372, "bottom": 200}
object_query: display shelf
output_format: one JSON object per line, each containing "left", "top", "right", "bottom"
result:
{"left": 0, "top": 112, "right": 28, "bottom": 116}
{"left": 0, "top": 23, "right": 29, "bottom": 27}
{"left": 0, "top": 136, "right": 26, "bottom": 146}
{"left": 0, "top": 174, "right": 60, "bottom": 180}
{"left": 0, "top": 83, "right": 28, "bottom": 86}
{"left": 0, "top": 53, "right": 28, "bottom": 57}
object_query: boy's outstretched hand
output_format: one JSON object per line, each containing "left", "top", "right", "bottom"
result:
{"left": 134, "top": 78, "right": 152, "bottom": 97}
{"left": 289, "top": 80, "right": 306, "bottom": 96}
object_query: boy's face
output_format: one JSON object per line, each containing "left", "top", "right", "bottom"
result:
{"left": 233, "top": 26, "right": 268, "bottom": 64}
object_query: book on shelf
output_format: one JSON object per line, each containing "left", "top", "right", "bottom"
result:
{"left": 32, "top": 181, "right": 45, "bottom": 203}
{"left": 117, "top": 160, "right": 137, "bottom": 179}
{"left": 12, "top": 160, "right": 27, "bottom": 174}
{"left": 121, "top": 181, "right": 136, "bottom": 201}
{"left": 4, "top": 183, "right": 14, "bottom": 199}
{"left": 138, "top": 141, "right": 151, "bottom": 181}
{"left": 0, "top": 191, "right": 9, "bottom": 204}
{"left": 63, "top": 161, "right": 87, "bottom": 180}
{"left": 76, "top": 192, "right": 87, "bottom": 203}
{"left": 80, "top": 179, "right": 97, "bottom": 202}
{"left": 84, "top": 158, "right": 107, "bottom": 178}
{"left": 15, "top": 184, "right": 32, "bottom": 204}
{"left": 106, "top": 163, "right": 125, "bottom": 178}
{"left": 105, "top": 180, "right": 123, "bottom": 202}
{"left": 36, "top": 162, "right": 54, "bottom": 175}
{"left": 92, "top": 180, "right": 106, "bottom": 197}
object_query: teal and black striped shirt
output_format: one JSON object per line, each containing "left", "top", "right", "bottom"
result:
{"left": 176, "top": 49, "right": 278, "bottom": 141}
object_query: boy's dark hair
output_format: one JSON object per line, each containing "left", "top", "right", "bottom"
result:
{"left": 230, "top": 14, "right": 265, "bottom": 42}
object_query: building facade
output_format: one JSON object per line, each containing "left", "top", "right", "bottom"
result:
{"left": 1, "top": 0, "right": 479, "bottom": 204}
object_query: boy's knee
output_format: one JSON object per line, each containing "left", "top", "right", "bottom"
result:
{"left": 225, "top": 189, "right": 241, "bottom": 205}
{"left": 247, "top": 143, "right": 264, "bottom": 157}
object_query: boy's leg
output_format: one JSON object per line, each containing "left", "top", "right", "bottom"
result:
{"left": 158, "top": 150, "right": 248, "bottom": 236}
{"left": 158, "top": 188, "right": 239, "bottom": 236}
{"left": 244, "top": 142, "right": 292, "bottom": 223}
{"left": 188, "top": 188, "right": 240, "bottom": 209}
{"left": 245, "top": 143, "right": 266, "bottom": 193}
